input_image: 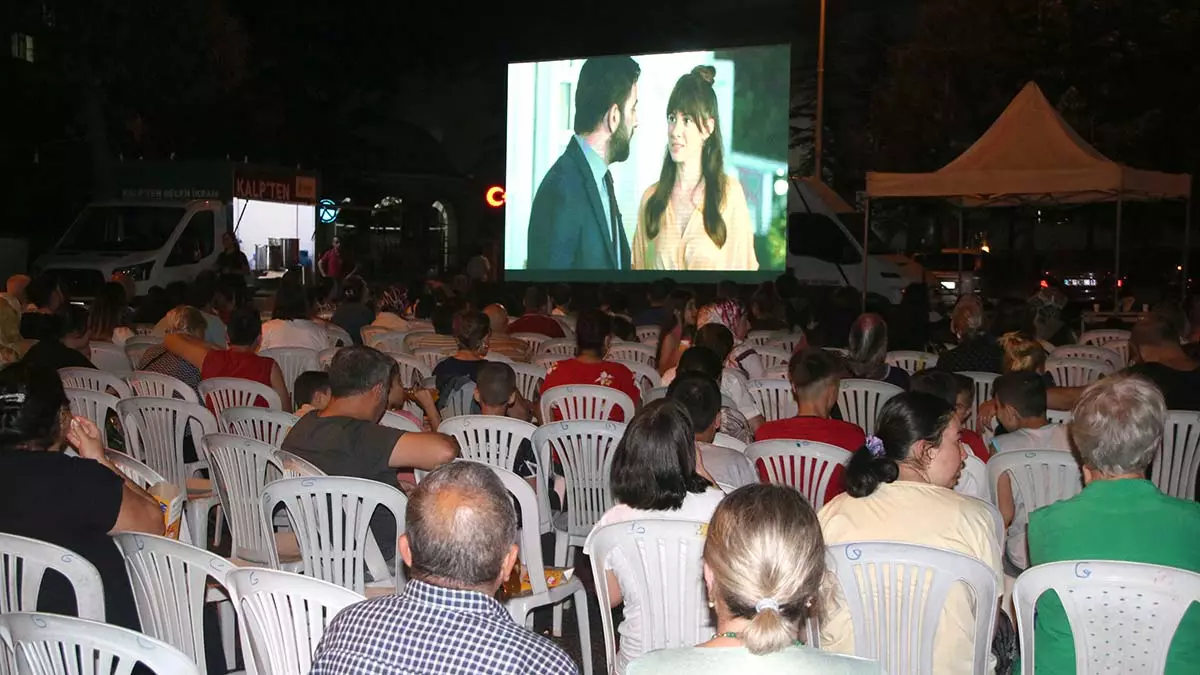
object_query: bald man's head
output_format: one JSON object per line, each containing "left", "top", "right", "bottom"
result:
{"left": 403, "top": 461, "right": 517, "bottom": 590}
{"left": 6, "top": 275, "right": 30, "bottom": 303}
{"left": 483, "top": 303, "right": 509, "bottom": 333}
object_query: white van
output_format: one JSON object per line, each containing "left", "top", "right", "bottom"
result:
{"left": 35, "top": 200, "right": 228, "bottom": 298}
{"left": 786, "top": 178, "right": 922, "bottom": 304}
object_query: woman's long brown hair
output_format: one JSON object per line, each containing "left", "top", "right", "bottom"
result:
{"left": 642, "top": 65, "right": 728, "bottom": 248}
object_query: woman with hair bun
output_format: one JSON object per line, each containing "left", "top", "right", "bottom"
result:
{"left": 817, "top": 392, "right": 1002, "bottom": 674}
{"left": 631, "top": 65, "right": 758, "bottom": 271}
{"left": 629, "top": 483, "right": 880, "bottom": 673}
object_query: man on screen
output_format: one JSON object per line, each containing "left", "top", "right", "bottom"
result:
{"left": 525, "top": 56, "right": 640, "bottom": 270}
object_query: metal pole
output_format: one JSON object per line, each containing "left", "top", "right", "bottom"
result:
{"left": 862, "top": 196, "right": 871, "bottom": 312}
{"left": 813, "top": 0, "right": 827, "bottom": 180}
{"left": 1113, "top": 194, "right": 1123, "bottom": 310}
{"left": 957, "top": 208, "right": 965, "bottom": 298}
{"left": 1183, "top": 197, "right": 1192, "bottom": 300}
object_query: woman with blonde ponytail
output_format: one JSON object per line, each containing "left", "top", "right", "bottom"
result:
{"left": 628, "top": 484, "right": 881, "bottom": 674}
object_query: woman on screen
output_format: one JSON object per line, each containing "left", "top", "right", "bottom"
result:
{"left": 632, "top": 66, "right": 758, "bottom": 271}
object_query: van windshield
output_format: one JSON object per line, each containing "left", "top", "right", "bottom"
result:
{"left": 58, "top": 205, "right": 185, "bottom": 252}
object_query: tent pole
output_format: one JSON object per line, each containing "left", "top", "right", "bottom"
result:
{"left": 957, "top": 207, "right": 965, "bottom": 298}
{"left": 1183, "top": 197, "right": 1192, "bottom": 301}
{"left": 862, "top": 197, "right": 871, "bottom": 313}
{"left": 1113, "top": 194, "right": 1124, "bottom": 310}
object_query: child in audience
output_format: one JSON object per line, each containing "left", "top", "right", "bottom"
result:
{"left": 911, "top": 370, "right": 989, "bottom": 461}
{"left": 387, "top": 369, "right": 440, "bottom": 432}
{"left": 292, "top": 371, "right": 330, "bottom": 417}
{"left": 475, "top": 362, "right": 561, "bottom": 508}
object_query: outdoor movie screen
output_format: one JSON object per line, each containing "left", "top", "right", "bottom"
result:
{"left": 504, "top": 44, "right": 791, "bottom": 280}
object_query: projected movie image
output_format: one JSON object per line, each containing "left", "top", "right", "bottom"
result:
{"left": 505, "top": 44, "right": 790, "bottom": 277}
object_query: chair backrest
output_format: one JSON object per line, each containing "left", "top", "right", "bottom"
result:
{"left": 611, "top": 360, "right": 660, "bottom": 396}
{"left": 127, "top": 371, "right": 199, "bottom": 403}
{"left": 370, "top": 331, "right": 409, "bottom": 354}
{"left": 402, "top": 330, "right": 436, "bottom": 352}
{"left": 536, "top": 337, "right": 577, "bottom": 357}
{"left": 317, "top": 347, "right": 340, "bottom": 370}
{"left": 753, "top": 346, "right": 792, "bottom": 370}
{"left": 885, "top": 350, "right": 938, "bottom": 374}
{"left": 635, "top": 325, "right": 660, "bottom": 346}
{"left": 511, "top": 332, "right": 550, "bottom": 353}
{"left": 1078, "top": 328, "right": 1130, "bottom": 347}
{"left": 764, "top": 365, "right": 789, "bottom": 380}
{"left": 113, "top": 533, "right": 233, "bottom": 672}
{"left": 712, "top": 431, "right": 748, "bottom": 453}
{"left": 0, "top": 612, "right": 200, "bottom": 675}
{"left": 359, "top": 325, "right": 392, "bottom": 346}
{"left": 440, "top": 381, "right": 476, "bottom": 419}
{"left": 105, "top": 449, "right": 167, "bottom": 489}
{"left": 0, "top": 533, "right": 105, "bottom": 621}
{"left": 838, "top": 379, "right": 904, "bottom": 436}
{"left": 1044, "top": 357, "right": 1113, "bottom": 387}
{"left": 261, "top": 476, "right": 408, "bottom": 594}
{"left": 89, "top": 342, "right": 133, "bottom": 376}
{"left": 642, "top": 386, "right": 668, "bottom": 404}
{"left": 483, "top": 351, "right": 513, "bottom": 363}
{"left": 124, "top": 342, "right": 159, "bottom": 370}
{"left": 222, "top": 407, "right": 299, "bottom": 447}
{"left": 117, "top": 397, "right": 219, "bottom": 491}
{"left": 1153, "top": 410, "right": 1200, "bottom": 500}
{"left": 201, "top": 434, "right": 283, "bottom": 563}
{"left": 1104, "top": 338, "right": 1131, "bottom": 368}
{"left": 533, "top": 353, "right": 573, "bottom": 370}
{"left": 199, "top": 377, "right": 283, "bottom": 420}
{"left": 226, "top": 568, "right": 365, "bottom": 675}
{"left": 1014, "top": 560, "right": 1200, "bottom": 675}
{"left": 956, "top": 371, "right": 999, "bottom": 432}
{"left": 540, "top": 384, "right": 635, "bottom": 423}
{"left": 412, "top": 347, "right": 447, "bottom": 372}
{"left": 1045, "top": 409, "right": 1073, "bottom": 425}
{"left": 747, "top": 379, "right": 798, "bottom": 422}
{"left": 953, "top": 453, "right": 990, "bottom": 502}
{"left": 274, "top": 449, "right": 326, "bottom": 478}
{"left": 438, "top": 416, "right": 537, "bottom": 472}
{"left": 768, "top": 332, "right": 806, "bottom": 353}
{"left": 389, "top": 353, "right": 432, "bottom": 388}
{"left": 324, "top": 324, "right": 353, "bottom": 348}
{"left": 1049, "top": 344, "right": 1121, "bottom": 369}
{"left": 746, "top": 440, "right": 851, "bottom": 510}
{"left": 259, "top": 347, "right": 321, "bottom": 399}
{"left": 827, "top": 541, "right": 998, "bottom": 675}
{"left": 532, "top": 421, "right": 625, "bottom": 536}
{"left": 63, "top": 388, "right": 122, "bottom": 439}
{"left": 606, "top": 341, "right": 657, "bottom": 367}
{"left": 986, "top": 450, "right": 1083, "bottom": 516}
{"left": 745, "top": 329, "right": 777, "bottom": 346}
{"left": 588, "top": 520, "right": 713, "bottom": 672}
{"left": 380, "top": 410, "right": 422, "bottom": 432}
{"left": 508, "top": 362, "right": 546, "bottom": 402}
{"left": 59, "top": 367, "right": 133, "bottom": 398}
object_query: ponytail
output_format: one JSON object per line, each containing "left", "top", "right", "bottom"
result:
{"left": 742, "top": 597, "right": 800, "bottom": 655}
{"left": 844, "top": 444, "right": 900, "bottom": 497}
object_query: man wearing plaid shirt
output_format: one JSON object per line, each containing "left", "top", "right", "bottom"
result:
{"left": 310, "top": 461, "right": 579, "bottom": 674}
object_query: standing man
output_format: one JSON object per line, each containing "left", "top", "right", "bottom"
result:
{"left": 318, "top": 236, "right": 344, "bottom": 280}
{"left": 526, "top": 56, "right": 640, "bottom": 270}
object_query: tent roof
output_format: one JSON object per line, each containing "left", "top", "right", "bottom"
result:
{"left": 866, "top": 82, "right": 1191, "bottom": 205}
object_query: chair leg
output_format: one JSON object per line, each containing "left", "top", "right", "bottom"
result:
{"left": 553, "top": 532, "right": 568, "bottom": 636}
{"left": 212, "top": 505, "right": 225, "bottom": 547}
{"left": 186, "top": 501, "right": 211, "bottom": 550}
{"left": 218, "top": 599, "right": 237, "bottom": 670}
{"left": 573, "top": 587, "right": 593, "bottom": 675}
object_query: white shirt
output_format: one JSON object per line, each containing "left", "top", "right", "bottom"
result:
{"left": 698, "top": 442, "right": 757, "bottom": 492}
{"left": 259, "top": 319, "right": 329, "bottom": 352}
{"left": 583, "top": 488, "right": 725, "bottom": 674}
{"left": 990, "top": 422, "right": 1072, "bottom": 568}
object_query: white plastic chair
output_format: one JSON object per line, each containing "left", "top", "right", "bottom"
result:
{"left": 89, "top": 342, "right": 133, "bottom": 376}
{"left": 261, "top": 476, "right": 408, "bottom": 595}
{"left": 370, "top": 331, "right": 409, "bottom": 354}
{"left": 953, "top": 453, "right": 991, "bottom": 502}
{"left": 1045, "top": 409, "right": 1073, "bottom": 425}
{"left": 124, "top": 338, "right": 162, "bottom": 370}
{"left": 838, "top": 379, "right": 904, "bottom": 436}
{"left": 0, "top": 612, "right": 200, "bottom": 675}
{"left": 380, "top": 410, "right": 422, "bottom": 432}
{"left": 1078, "top": 329, "right": 1130, "bottom": 347}
{"left": 390, "top": 353, "right": 431, "bottom": 388}
{"left": 63, "top": 388, "right": 121, "bottom": 439}
{"left": 487, "top": 466, "right": 593, "bottom": 674}
{"left": 401, "top": 330, "right": 436, "bottom": 352}
{"left": 0, "top": 533, "right": 105, "bottom": 621}
{"left": 768, "top": 332, "right": 806, "bottom": 353}
{"left": 226, "top": 568, "right": 364, "bottom": 675}
{"left": 746, "top": 440, "right": 850, "bottom": 510}
{"left": 885, "top": 350, "right": 938, "bottom": 374}
{"left": 536, "top": 338, "right": 577, "bottom": 358}
{"left": 1050, "top": 344, "right": 1121, "bottom": 369}
{"left": 1104, "top": 338, "right": 1131, "bottom": 368}
{"left": 412, "top": 347, "right": 448, "bottom": 372}
{"left": 533, "top": 353, "right": 573, "bottom": 370}
{"left": 1152, "top": 410, "right": 1200, "bottom": 500}
{"left": 986, "top": 451, "right": 1083, "bottom": 536}
{"left": 754, "top": 346, "right": 792, "bottom": 370}
{"left": 512, "top": 332, "right": 551, "bottom": 353}
{"left": 274, "top": 449, "right": 325, "bottom": 478}
{"left": 611, "top": 360, "right": 660, "bottom": 396}
{"left": 117, "top": 397, "right": 220, "bottom": 550}
{"left": 826, "top": 541, "right": 999, "bottom": 675}
{"left": 113, "top": 532, "right": 237, "bottom": 674}
{"left": 589, "top": 519, "right": 710, "bottom": 675}
{"left": 440, "top": 381, "right": 476, "bottom": 419}
{"left": 223, "top": 407, "right": 299, "bottom": 448}
{"left": 199, "top": 377, "right": 283, "bottom": 422}
{"left": 317, "top": 347, "right": 340, "bottom": 370}
{"left": 483, "top": 351, "right": 514, "bottom": 363}
{"left": 1045, "top": 357, "right": 1113, "bottom": 387}
{"left": 747, "top": 379, "right": 798, "bottom": 422}
{"left": 59, "top": 367, "right": 133, "bottom": 398}
{"left": 324, "top": 324, "right": 353, "bottom": 348}
{"left": 1014, "top": 561, "right": 1200, "bottom": 675}
{"left": 359, "top": 325, "right": 391, "bottom": 346}
{"left": 764, "top": 364, "right": 790, "bottom": 380}
{"left": 745, "top": 329, "right": 777, "bottom": 346}
{"left": 201, "top": 433, "right": 298, "bottom": 568}
{"left": 259, "top": 347, "right": 320, "bottom": 400}
{"left": 105, "top": 449, "right": 166, "bottom": 488}
{"left": 957, "top": 371, "right": 999, "bottom": 433}
{"left": 439, "top": 416, "right": 537, "bottom": 472}
{"left": 127, "top": 371, "right": 199, "bottom": 403}
{"left": 635, "top": 325, "right": 660, "bottom": 346}
{"left": 713, "top": 431, "right": 748, "bottom": 453}
{"left": 606, "top": 342, "right": 656, "bottom": 367}
{"left": 540, "top": 384, "right": 635, "bottom": 423}
{"left": 509, "top": 362, "right": 546, "bottom": 402}
{"left": 641, "top": 386, "right": 668, "bottom": 404}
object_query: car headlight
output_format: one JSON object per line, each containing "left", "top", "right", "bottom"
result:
{"left": 940, "top": 280, "right": 957, "bottom": 290}
{"left": 112, "top": 261, "right": 156, "bottom": 282}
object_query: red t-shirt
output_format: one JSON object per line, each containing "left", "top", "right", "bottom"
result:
{"left": 961, "top": 429, "right": 989, "bottom": 461}
{"left": 201, "top": 350, "right": 277, "bottom": 408}
{"left": 508, "top": 314, "right": 565, "bottom": 338}
{"left": 540, "top": 358, "right": 640, "bottom": 422}
{"left": 753, "top": 416, "right": 867, "bottom": 505}
{"left": 320, "top": 249, "right": 343, "bottom": 278}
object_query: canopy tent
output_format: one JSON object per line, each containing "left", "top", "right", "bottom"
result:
{"left": 861, "top": 81, "right": 1192, "bottom": 306}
